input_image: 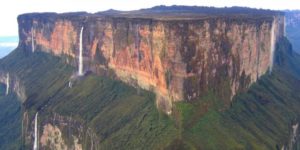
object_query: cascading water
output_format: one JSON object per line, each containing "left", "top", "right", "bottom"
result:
{"left": 292, "top": 123, "right": 298, "bottom": 144}
{"left": 284, "top": 16, "right": 286, "bottom": 37}
{"left": 78, "top": 27, "right": 84, "bottom": 76}
{"left": 68, "top": 81, "right": 72, "bottom": 88}
{"left": 286, "top": 123, "right": 299, "bottom": 150}
{"left": 33, "top": 112, "right": 38, "bottom": 150}
{"left": 5, "top": 73, "right": 9, "bottom": 95}
{"left": 269, "top": 20, "right": 276, "bottom": 74}
{"left": 31, "top": 28, "right": 35, "bottom": 53}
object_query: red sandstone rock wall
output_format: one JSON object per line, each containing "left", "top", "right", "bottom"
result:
{"left": 17, "top": 13, "right": 284, "bottom": 113}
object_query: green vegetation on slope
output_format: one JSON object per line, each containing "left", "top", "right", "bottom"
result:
{"left": 0, "top": 91, "right": 22, "bottom": 150}
{"left": 0, "top": 49, "right": 178, "bottom": 149}
{"left": 0, "top": 37, "right": 299, "bottom": 149}
{"left": 172, "top": 37, "right": 300, "bottom": 150}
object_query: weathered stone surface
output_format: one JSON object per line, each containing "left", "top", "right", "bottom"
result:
{"left": 17, "top": 10, "right": 285, "bottom": 113}
{"left": 23, "top": 112, "right": 98, "bottom": 150}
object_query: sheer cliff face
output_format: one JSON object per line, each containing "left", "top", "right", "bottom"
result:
{"left": 18, "top": 13, "right": 284, "bottom": 112}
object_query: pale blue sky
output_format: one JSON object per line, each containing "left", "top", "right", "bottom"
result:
{"left": 0, "top": 0, "right": 300, "bottom": 36}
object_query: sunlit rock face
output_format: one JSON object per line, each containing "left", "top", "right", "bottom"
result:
{"left": 17, "top": 10, "right": 284, "bottom": 112}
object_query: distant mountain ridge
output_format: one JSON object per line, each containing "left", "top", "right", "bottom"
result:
{"left": 23, "top": 5, "right": 283, "bottom": 20}
{"left": 140, "top": 5, "right": 281, "bottom": 14}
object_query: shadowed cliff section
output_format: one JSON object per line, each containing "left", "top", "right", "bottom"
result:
{"left": 0, "top": 91, "right": 22, "bottom": 150}
{"left": 17, "top": 6, "right": 285, "bottom": 113}
{"left": 285, "top": 10, "right": 300, "bottom": 53}
{"left": 172, "top": 37, "right": 300, "bottom": 150}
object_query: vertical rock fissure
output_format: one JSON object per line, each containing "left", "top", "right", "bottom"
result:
{"left": 256, "top": 30, "right": 260, "bottom": 78}
{"left": 135, "top": 24, "right": 141, "bottom": 62}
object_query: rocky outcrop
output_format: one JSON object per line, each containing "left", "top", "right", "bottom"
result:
{"left": 281, "top": 122, "right": 300, "bottom": 150}
{"left": 40, "top": 123, "right": 83, "bottom": 150}
{"left": 23, "top": 112, "right": 99, "bottom": 150}
{"left": 17, "top": 8, "right": 285, "bottom": 113}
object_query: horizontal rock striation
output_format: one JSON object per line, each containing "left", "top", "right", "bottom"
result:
{"left": 17, "top": 8, "right": 285, "bottom": 112}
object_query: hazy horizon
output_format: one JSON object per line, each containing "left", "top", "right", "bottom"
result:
{"left": 0, "top": 36, "right": 18, "bottom": 58}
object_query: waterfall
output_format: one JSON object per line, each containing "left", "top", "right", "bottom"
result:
{"left": 292, "top": 123, "right": 298, "bottom": 144}
{"left": 68, "top": 81, "right": 72, "bottom": 88}
{"left": 5, "top": 73, "right": 9, "bottom": 95}
{"left": 269, "top": 20, "right": 276, "bottom": 74}
{"left": 31, "top": 28, "right": 35, "bottom": 53}
{"left": 78, "top": 27, "right": 84, "bottom": 76}
{"left": 284, "top": 16, "right": 286, "bottom": 37}
{"left": 33, "top": 112, "right": 38, "bottom": 150}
